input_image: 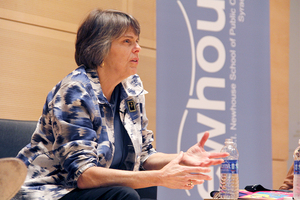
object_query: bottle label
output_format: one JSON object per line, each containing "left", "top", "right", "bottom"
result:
{"left": 294, "top": 160, "right": 300, "bottom": 175}
{"left": 221, "top": 160, "right": 238, "bottom": 174}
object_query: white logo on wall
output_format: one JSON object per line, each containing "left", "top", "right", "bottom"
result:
{"left": 176, "top": 0, "right": 238, "bottom": 198}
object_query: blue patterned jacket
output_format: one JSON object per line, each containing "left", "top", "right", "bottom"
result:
{"left": 16, "top": 66, "right": 156, "bottom": 199}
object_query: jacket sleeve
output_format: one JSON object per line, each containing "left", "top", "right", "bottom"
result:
{"left": 279, "top": 163, "right": 294, "bottom": 190}
{"left": 49, "top": 81, "right": 101, "bottom": 183}
{"left": 138, "top": 94, "right": 156, "bottom": 169}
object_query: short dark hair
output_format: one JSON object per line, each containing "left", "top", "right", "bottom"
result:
{"left": 75, "top": 9, "right": 140, "bottom": 69}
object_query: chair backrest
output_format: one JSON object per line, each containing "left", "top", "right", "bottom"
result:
{"left": 0, "top": 119, "right": 37, "bottom": 158}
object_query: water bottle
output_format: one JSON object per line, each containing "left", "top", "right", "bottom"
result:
{"left": 293, "top": 139, "right": 300, "bottom": 200}
{"left": 219, "top": 138, "right": 239, "bottom": 199}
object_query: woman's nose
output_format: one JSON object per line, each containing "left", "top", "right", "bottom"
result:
{"left": 133, "top": 43, "right": 141, "bottom": 53}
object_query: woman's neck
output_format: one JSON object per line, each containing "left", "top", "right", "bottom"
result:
{"left": 97, "top": 66, "right": 120, "bottom": 102}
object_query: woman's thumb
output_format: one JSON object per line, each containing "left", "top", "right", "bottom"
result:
{"left": 172, "top": 151, "right": 184, "bottom": 164}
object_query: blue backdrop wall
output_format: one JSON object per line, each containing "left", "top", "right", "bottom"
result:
{"left": 156, "top": 0, "right": 272, "bottom": 199}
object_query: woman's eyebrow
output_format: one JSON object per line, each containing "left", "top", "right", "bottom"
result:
{"left": 122, "top": 34, "right": 139, "bottom": 39}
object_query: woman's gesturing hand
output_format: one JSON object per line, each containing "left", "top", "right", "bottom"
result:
{"left": 180, "top": 132, "right": 229, "bottom": 167}
{"left": 158, "top": 152, "right": 212, "bottom": 190}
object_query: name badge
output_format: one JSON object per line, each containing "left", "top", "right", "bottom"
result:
{"left": 127, "top": 100, "right": 136, "bottom": 112}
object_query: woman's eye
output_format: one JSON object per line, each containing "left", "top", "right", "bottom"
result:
{"left": 124, "top": 39, "right": 130, "bottom": 43}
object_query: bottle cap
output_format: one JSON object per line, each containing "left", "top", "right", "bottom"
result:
{"left": 225, "top": 138, "right": 233, "bottom": 144}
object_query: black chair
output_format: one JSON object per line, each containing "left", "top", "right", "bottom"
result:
{"left": 0, "top": 119, "right": 36, "bottom": 158}
{"left": 0, "top": 118, "right": 157, "bottom": 199}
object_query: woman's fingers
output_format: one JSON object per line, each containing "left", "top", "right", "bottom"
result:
{"left": 208, "top": 152, "right": 229, "bottom": 159}
{"left": 161, "top": 151, "right": 213, "bottom": 189}
{"left": 198, "top": 132, "right": 210, "bottom": 148}
{"left": 187, "top": 172, "right": 212, "bottom": 181}
{"left": 183, "top": 179, "right": 205, "bottom": 190}
{"left": 183, "top": 165, "right": 211, "bottom": 174}
{"left": 199, "top": 158, "right": 226, "bottom": 167}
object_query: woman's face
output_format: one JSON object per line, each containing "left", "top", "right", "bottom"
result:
{"left": 103, "top": 27, "right": 141, "bottom": 81}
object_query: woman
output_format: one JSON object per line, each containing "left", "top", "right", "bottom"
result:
{"left": 16, "top": 9, "right": 229, "bottom": 200}
{"left": 280, "top": 164, "right": 294, "bottom": 190}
